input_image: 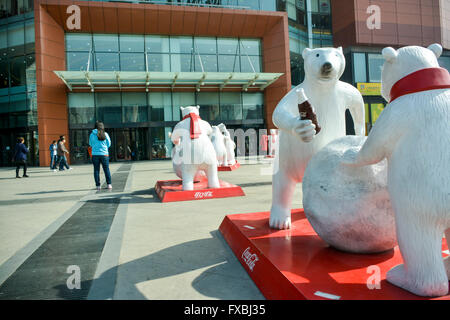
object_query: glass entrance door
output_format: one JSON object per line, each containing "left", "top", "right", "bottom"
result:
{"left": 111, "top": 128, "right": 149, "bottom": 162}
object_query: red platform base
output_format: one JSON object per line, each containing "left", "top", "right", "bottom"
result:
{"left": 154, "top": 179, "right": 245, "bottom": 202}
{"left": 219, "top": 209, "right": 450, "bottom": 300}
{"left": 218, "top": 162, "right": 240, "bottom": 171}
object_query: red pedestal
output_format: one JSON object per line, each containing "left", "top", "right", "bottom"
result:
{"left": 218, "top": 162, "right": 241, "bottom": 171}
{"left": 219, "top": 209, "right": 450, "bottom": 300}
{"left": 154, "top": 179, "right": 245, "bottom": 202}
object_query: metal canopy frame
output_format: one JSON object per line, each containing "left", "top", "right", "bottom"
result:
{"left": 53, "top": 71, "right": 283, "bottom": 92}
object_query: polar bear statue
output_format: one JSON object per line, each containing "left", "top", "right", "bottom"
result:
{"left": 269, "top": 46, "right": 366, "bottom": 229}
{"left": 211, "top": 125, "right": 227, "bottom": 166}
{"left": 171, "top": 106, "right": 220, "bottom": 191}
{"left": 344, "top": 44, "right": 450, "bottom": 297}
{"left": 218, "top": 123, "right": 236, "bottom": 166}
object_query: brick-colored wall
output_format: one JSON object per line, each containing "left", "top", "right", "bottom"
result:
{"left": 332, "top": 0, "right": 446, "bottom": 49}
{"left": 35, "top": 1, "right": 68, "bottom": 167}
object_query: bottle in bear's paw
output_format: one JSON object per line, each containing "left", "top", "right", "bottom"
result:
{"left": 296, "top": 88, "right": 321, "bottom": 134}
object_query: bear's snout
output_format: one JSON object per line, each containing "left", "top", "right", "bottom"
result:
{"left": 321, "top": 62, "right": 333, "bottom": 75}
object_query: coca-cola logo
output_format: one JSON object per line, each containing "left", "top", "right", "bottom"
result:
{"left": 194, "top": 191, "right": 213, "bottom": 199}
{"left": 241, "top": 247, "right": 259, "bottom": 272}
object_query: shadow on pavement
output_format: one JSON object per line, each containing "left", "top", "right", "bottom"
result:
{"left": 53, "top": 231, "right": 262, "bottom": 300}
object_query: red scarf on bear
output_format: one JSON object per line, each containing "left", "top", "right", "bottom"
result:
{"left": 390, "top": 67, "right": 450, "bottom": 102}
{"left": 182, "top": 113, "right": 202, "bottom": 139}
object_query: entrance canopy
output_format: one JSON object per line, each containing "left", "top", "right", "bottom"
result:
{"left": 53, "top": 71, "right": 283, "bottom": 92}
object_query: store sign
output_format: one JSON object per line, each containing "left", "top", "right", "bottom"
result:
{"left": 319, "top": 0, "right": 330, "bottom": 13}
{"left": 357, "top": 83, "right": 382, "bottom": 96}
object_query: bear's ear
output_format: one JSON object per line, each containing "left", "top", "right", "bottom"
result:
{"left": 302, "top": 48, "right": 312, "bottom": 59}
{"left": 427, "top": 43, "right": 442, "bottom": 59}
{"left": 382, "top": 47, "right": 398, "bottom": 63}
{"left": 337, "top": 46, "right": 343, "bottom": 54}
{"left": 196, "top": 105, "right": 200, "bottom": 110}
{"left": 180, "top": 106, "right": 185, "bottom": 111}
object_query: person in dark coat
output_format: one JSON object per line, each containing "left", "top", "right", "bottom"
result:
{"left": 13, "top": 137, "right": 29, "bottom": 178}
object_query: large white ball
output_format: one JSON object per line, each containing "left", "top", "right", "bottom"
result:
{"left": 302, "top": 136, "right": 397, "bottom": 253}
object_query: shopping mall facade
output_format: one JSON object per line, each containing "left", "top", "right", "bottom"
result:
{"left": 0, "top": 0, "right": 449, "bottom": 166}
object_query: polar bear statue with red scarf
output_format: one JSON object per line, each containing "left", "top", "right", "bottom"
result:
{"left": 171, "top": 106, "right": 220, "bottom": 191}
{"left": 344, "top": 44, "right": 450, "bottom": 297}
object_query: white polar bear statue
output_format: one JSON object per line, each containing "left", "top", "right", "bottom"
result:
{"left": 269, "top": 46, "right": 366, "bottom": 229}
{"left": 344, "top": 44, "right": 450, "bottom": 297}
{"left": 218, "top": 123, "right": 236, "bottom": 166}
{"left": 170, "top": 106, "right": 220, "bottom": 191}
{"left": 302, "top": 135, "right": 396, "bottom": 253}
{"left": 211, "top": 125, "right": 227, "bottom": 166}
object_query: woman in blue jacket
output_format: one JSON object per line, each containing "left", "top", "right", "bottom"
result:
{"left": 89, "top": 121, "right": 112, "bottom": 190}
{"left": 13, "top": 137, "right": 29, "bottom": 178}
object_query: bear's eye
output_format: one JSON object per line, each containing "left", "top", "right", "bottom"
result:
{"left": 316, "top": 53, "right": 320, "bottom": 57}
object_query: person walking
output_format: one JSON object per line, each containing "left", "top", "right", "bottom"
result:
{"left": 13, "top": 137, "right": 29, "bottom": 178}
{"left": 55, "top": 136, "right": 71, "bottom": 171}
{"left": 49, "top": 140, "right": 57, "bottom": 170}
{"left": 89, "top": 121, "right": 112, "bottom": 190}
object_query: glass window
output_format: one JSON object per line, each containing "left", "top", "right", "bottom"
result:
{"left": 170, "top": 36, "right": 193, "bottom": 54}
{"left": 239, "top": 39, "right": 261, "bottom": 56}
{"left": 95, "top": 52, "right": 119, "bottom": 71}
{"left": 296, "top": 0, "right": 306, "bottom": 11}
{"left": 96, "top": 92, "right": 122, "bottom": 124}
{"left": 8, "top": 22, "right": 24, "bottom": 48}
{"left": 310, "top": 0, "right": 319, "bottom": 12}
{"left": 220, "top": 92, "right": 242, "bottom": 121}
{"left": 122, "top": 92, "right": 148, "bottom": 123}
{"left": 194, "top": 37, "right": 217, "bottom": 55}
{"left": 25, "top": 54, "right": 36, "bottom": 92}
{"left": 197, "top": 92, "right": 219, "bottom": 121}
{"left": 172, "top": 92, "right": 195, "bottom": 121}
{"left": 10, "top": 55, "right": 26, "bottom": 88}
{"left": 150, "top": 127, "right": 170, "bottom": 159}
{"left": 120, "top": 53, "right": 145, "bottom": 71}
{"left": 261, "top": 0, "right": 276, "bottom": 11}
{"left": 354, "top": 53, "right": 367, "bottom": 83}
{"left": 0, "top": 26, "right": 7, "bottom": 50}
{"left": 238, "top": 0, "right": 260, "bottom": 10}
{"left": 68, "top": 93, "right": 95, "bottom": 125}
{"left": 65, "top": 33, "right": 92, "bottom": 51}
{"left": 147, "top": 53, "right": 170, "bottom": 72}
{"left": 218, "top": 38, "right": 239, "bottom": 55}
{"left": 286, "top": 0, "right": 297, "bottom": 20}
{"left": 194, "top": 54, "right": 218, "bottom": 72}
{"left": 0, "top": 57, "right": 9, "bottom": 90}
{"left": 93, "top": 34, "right": 119, "bottom": 52}
{"left": 242, "top": 92, "right": 263, "bottom": 120}
{"left": 148, "top": 92, "right": 171, "bottom": 121}
{"left": 67, "top": 51, "right": 93, "bottom": 71}
{"left": 218, "top": 55, "right": 240, "bottom": 72}
{"left": 145, "top": 35, "right": 170, "bottom": 53}
{"left": 368, "top": 54, "right": 384, "bottom": 83}
{"left": 240, "top": 55, "right": 261, "bottom": 72}
{"left": 9, "top": 94, "right": 27, "bottom": 113}
{"left": 170, "top": 54, "right": 194, "bottom": 72}
{"left": 119, "top": 34, "right": 144, "bottom": 52}
{"left": 24, "top": 19, "right": 34, "bottom": 53}
{"left": 439, "top": 56, "right": 450, "bottom": 72}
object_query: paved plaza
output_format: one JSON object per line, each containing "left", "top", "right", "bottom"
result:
{"left": 0, "top": 158, "right": 303, "bottom": 300}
